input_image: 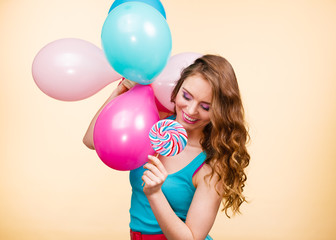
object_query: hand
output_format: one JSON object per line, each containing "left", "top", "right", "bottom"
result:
{"left": 142, "top": 155, "right": 168, "bottom": 196}
{"left": 121, "top": 78, "right": 137, "bottom": 90}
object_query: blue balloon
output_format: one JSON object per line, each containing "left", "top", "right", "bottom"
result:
{"left": 108, "top": 0, "right": 166, "bottom": 19}
{"left": 101, "top": 2, "right": 172, "bottom": 85}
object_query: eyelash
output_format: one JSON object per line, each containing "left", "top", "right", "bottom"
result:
{"left": 183, "top": 92, "right": 210, "bottom": 111}
{"left": 201, "top": 104, "right": 210, "bottom": 111}
{"left": 183, "top": 92, "right": 191, "bottom": 100}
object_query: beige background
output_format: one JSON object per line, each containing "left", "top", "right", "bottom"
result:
{"left": 1, "top": 0, "right": 336, "bottom": 239}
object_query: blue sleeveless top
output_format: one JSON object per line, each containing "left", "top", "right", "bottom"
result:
{"left": 129, "top": 151, "right": 207, "bottom": 234}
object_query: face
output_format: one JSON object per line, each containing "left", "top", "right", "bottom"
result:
{"left": 175, "top": 74, "right": 212, "bottom": 135}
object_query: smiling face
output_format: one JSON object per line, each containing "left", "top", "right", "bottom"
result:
{"left": 174, "top": 74, "right": 213, "bottom": 136}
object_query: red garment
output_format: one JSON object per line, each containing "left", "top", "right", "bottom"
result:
{"left": 130, "top": 229, "right": 167, "bottom": 240}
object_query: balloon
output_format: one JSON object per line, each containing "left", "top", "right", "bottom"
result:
{"left": 93, "top": 84, "right": 160, "bottom": 171}
{"left": 101, "top": 2, "right": 172, "bottom": 85}
{"left": 108, "top": 0, "right": 166, "bottom": 19}
{"left": 32, "top": 38, "right": 121, "bottom": 101}
{"left": 151, "top": 52, "right": 203, "bottom": 112}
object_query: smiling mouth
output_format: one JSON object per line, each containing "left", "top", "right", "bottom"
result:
{"left": 182, "top": 112, "right": 198, "bottom": 124}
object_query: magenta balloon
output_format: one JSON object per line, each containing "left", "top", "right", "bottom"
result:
{"left": 32, "top": 38, "right": 121, "bottom": 101}
{"left": 151, "top": 52, "right": 203, "bottom": 112}
{"left": 93, "top": 85, "right": 160, "bottom": 171}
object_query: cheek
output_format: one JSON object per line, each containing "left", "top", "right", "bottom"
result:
{"left": 199, "top": 101, "right": 212, "bottom": 122}
{"left": 175, "top": 95, "right": 186, "bottom": 109}
{"left": 200, "top": 111, "right": 211, "bottom": 124}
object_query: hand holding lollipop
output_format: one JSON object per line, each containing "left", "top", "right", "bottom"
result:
{"left": 149, "top": 119, "right": 188, "bottom": 156}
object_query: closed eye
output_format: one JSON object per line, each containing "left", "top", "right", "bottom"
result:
{"left": 200, "top": 103, "right": 210, "bottom": 111}
{"left": 183, "top": 91, "right": 192, "bottom": 100}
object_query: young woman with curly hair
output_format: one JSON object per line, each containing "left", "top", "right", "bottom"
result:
{"left": 83, "top": 54, "right": 250, "bottom": 240}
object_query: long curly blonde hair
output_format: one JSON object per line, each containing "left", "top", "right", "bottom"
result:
{"left": 171, "top": 55, "right": 250, "bottom": 217}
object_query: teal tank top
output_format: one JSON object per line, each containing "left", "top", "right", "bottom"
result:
{"left": 129, "top": 152, "right": 214, "bottom": 240}
{"left": 129, "top": 115, "right": 213, "bottom": 239}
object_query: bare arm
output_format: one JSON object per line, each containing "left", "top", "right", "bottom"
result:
{"left": 143, "top": 156, "right": 222, "bottom": 240}
{"left": 82, "top": 80, "right": 132, "bottom": 150}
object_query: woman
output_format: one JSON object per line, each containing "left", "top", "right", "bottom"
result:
{"left": 83, "top": 55, "right": 250, "bottom": 240}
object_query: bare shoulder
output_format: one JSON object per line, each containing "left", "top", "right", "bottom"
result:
{"left": 193, "top": 163, "right": 220, "bottom": 189}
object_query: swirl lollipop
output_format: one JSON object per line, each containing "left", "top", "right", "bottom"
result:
{"left": 149, "top": 119, "right": 188, "bottom": 156}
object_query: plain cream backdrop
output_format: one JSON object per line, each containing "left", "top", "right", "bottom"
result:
{"left": 1, "top": 0, "right": 336, "bottom": 239}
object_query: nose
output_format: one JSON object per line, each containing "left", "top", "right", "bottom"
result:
{"left": 186, "top": 101, "right": 198, "bottom": 115}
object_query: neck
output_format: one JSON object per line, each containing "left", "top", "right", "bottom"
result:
{"left": 185, "top": 128, "right": 203, "bottom": 148}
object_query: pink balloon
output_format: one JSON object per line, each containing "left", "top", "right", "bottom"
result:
{"left": 93, "top": 85, "right": 160, "bottom": 171}
{"left": 151, "top": 52, "right": 203, "bottom": 112}
{"left": 32, "top": 38, "right": 121, "bottom": 101}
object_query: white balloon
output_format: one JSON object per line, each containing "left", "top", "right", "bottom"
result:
{"left": 32, "top": 38, "right": 121, "bottom": 101}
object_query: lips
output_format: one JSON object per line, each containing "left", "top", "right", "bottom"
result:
{"left": 182, "top": 111, "right": 198, "bottom": 124}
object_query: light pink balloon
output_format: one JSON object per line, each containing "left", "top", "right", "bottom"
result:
{"left": 151, "top": 52, "right": 203, "bottom": 112}
{"left": 93, "top": 84, "right": 160, "bottom": 171}
{"left": 32, "top": 38, "right": 121, "bottom": 101}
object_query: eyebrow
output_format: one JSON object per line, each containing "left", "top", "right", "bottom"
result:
{"left": 182, "top": 87, "right": 211, "bottom": 105}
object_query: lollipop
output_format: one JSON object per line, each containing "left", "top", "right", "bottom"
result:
{"left": 149, "top": 119, "right": 188, "bottom": 156}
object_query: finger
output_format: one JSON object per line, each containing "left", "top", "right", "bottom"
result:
{"left": 143, "top": 163, "right": 165, "bottom": 179}
{"left": 147, "top": 155, "right": 168, "bottom": 176}
{"left": 142, "top": 175, "right": 154, "bottom": 187}
{"left": 143, "top": 170, "right": 161, "bottom": 184}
